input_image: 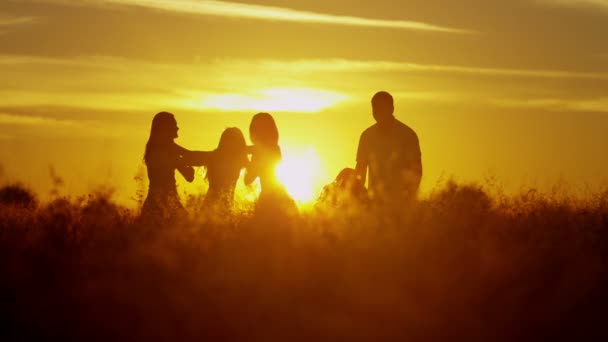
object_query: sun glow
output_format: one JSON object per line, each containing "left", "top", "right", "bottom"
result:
{"left": 276, "top": 147, "right": 325, "bottom": 203}
{"left": 191, "top": 87, "right": 347, "bottom": 113}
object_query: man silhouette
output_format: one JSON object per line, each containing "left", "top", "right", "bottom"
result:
{"left": 355, "top": 91, "right": 422, "bottom": 202}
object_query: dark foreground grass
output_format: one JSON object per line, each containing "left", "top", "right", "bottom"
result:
{"left": 1, "top": 182, "right": 607, "bottom": 341}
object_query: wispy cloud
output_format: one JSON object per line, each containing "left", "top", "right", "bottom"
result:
{"left": 490, "top": 97, "right": 608, "bottom": 113}
{"left": 1, "top": 54, "right": 607, "bottom": 114}
{"left": 0, "top": 110, "right": 139, "bottom": 138}
{"left": 0, "top": 15, "right": 36, "bottom": 33}
{"left": 221, "top": 58, "right": 608, "bottom": 80}
{"left": 0, "top": 112, "right": 75, "bottom": 126}
{"left": 0, "top": 15, "right": 35, "bottom": 26}
{"left": 538, "top": 0, "right": 608, "bottom": 11}
{"left": 3, "top": 54, "right": 607, "bottom": 81}
{"left": 37, "top": 0, "right": 473, "bottom": 34}
{"left": 181, "top": 87, "right": 348, "bottom": 113}
{"left": 0, "top": 54, "right": 96, "bottom": 66}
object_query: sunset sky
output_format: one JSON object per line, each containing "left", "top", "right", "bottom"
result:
{"left": 1, "top": 0, "right": 607, "bottom": 204}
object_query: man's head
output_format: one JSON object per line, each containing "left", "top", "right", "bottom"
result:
{"left": 371, "top": 91, "right": 394, "bottom": 126}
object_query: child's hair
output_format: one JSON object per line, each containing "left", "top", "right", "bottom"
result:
{"left": 144, "top": 111, "right": 176, "bottom": 163}
{"left": 207, "top": 127, "right": 247, "bottom": 182}
{"left": 249, "top": 112, "right": 279, "bottom": 146}
{"left": 217, "top": 127, "right": 246, "bottom": 155}
{"left": 335, "top": 168, "right": 359, "bottom": 188}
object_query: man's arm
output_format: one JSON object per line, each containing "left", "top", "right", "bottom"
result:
{"left": 355, "top": 132, "right": 368, "bottom": 186}
{"left": 411, "top": 140, "right": 422, "bottom": 177}
{"left": 355, "top": 161, "right": 367, "bottom": 186}
{"left": 406, "top": 132, "right": 422, "bottom": 192}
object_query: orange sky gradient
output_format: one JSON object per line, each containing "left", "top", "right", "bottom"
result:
{"left": 1, "top": 0, "right": 607, "bottom": 204}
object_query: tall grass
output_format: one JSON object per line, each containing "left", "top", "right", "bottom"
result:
{"left": 1, "top": 181, "right": 607, "bottom": 341}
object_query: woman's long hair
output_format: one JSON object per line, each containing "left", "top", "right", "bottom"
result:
{"left": 249, "top": 112, "right": 279, "bottom": 146}
{"left": 144, "top": 112, "right": 176, "bottom": 163}
{"left": 207, "top": 127, "right": 248, "bottom": 184}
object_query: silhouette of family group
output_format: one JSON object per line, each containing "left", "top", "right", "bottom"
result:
{"left": 140, "top": 91, "right": 422, "bottom": 223}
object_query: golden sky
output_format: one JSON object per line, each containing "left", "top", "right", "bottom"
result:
{"left": 1, "top": 0, "right": 607, "bottom": 203}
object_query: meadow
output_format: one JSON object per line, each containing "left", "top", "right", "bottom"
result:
{"left": 1, "top": 181, "right": 607, "bottom": 341}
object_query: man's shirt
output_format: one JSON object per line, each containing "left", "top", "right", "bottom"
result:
{"left": 356, "top": 119, "right": 422, "bottom": 198}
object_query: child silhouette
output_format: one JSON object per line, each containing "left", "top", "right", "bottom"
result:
{"left": 245, "top": 113, "right": 296, "bottom": 215}
{"left": 184, "top": 127, "right": 249, "bottom": 213}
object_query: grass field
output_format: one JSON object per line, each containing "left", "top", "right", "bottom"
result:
{"left": 1, "top": 182, "right": 607, "bottom": 341}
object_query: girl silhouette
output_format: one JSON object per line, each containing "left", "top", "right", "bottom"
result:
{"left": 141, "top": 112, "right": 194, "bottom": 224}
{"left": 245, "top": 113, "right": 296, "bottom": 214}
{"left": 184, "top": 127, "right": 249, "bottom": 213}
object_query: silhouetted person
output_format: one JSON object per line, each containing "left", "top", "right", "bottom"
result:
{"left": 245, "top": 113, "right": 296, "bottom": 214}
{"left": 183, "top": 127, "right": 249, "bottom": 213}
{"left": 356, "top": 91, "right": 422, "bottom": 202}
{"left": 318, "top": 168, "right": 369, "bottom": 208}
{"left": 141, "top": 112, "right": 194, "bottom": 224}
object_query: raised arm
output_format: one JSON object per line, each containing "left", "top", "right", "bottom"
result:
{"left": 177, "top": 163, "right": 195, "bottom": 182}
{"left": 181, "top": 151, "right": 213, "bottom": 166}
{"left": 244, "top": 159, "right": 258, "bottom": 186}
{"left": 172, "top": 144, "right": 200, "bottom": 182}
{"left": 174, "top": 144, "right": 212, "bottom": 167}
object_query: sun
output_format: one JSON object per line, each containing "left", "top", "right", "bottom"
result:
{"left": 276, "top": 147, "right": 324, "bottom": 203}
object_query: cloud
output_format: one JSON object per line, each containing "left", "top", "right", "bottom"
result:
{"left": 1, "top": 54, "right": 607, "bottom": 114}
{"left": 181, "top": 87, "right": 348, "bottom": 113}
{"left": 0, "top": 54, "right": 97, "bottom": 67}
{"left": 0, "top": 55, "right": 356, "bottom": 112}
{"left": 0, "top": 16, "right": 35, "bottom": 27}
{"left": 35, "top": 0, "right": 473, "bottom": 34}
{"left": 0, "top": 112, "right": 75, "bottom": 126}
{"left": 0, "top": 111, "right": 139, "bottom": 138}
{"left": 221, "top": 58, "right": 608, "bottom": 80}
{"left": 0, "top": 15, "right": 36, "bottom": 33}
{"left": 490, "top": 97, "right": 608, "bottom": 113}
{"left": 4, "top": 54, "right": 606, "bottom": 82}
{"left": 538, "top": 0, "right": 608, "bottom": 11}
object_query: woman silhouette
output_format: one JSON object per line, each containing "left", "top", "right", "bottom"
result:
{"left": 141, "top": 112, "right": 194, "bottom": 224}
{"left": 184, "top": 127, "right": 249, "bottom": 213}
{"left": 245, "top": 113, "right": 296, "bottom": 214}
